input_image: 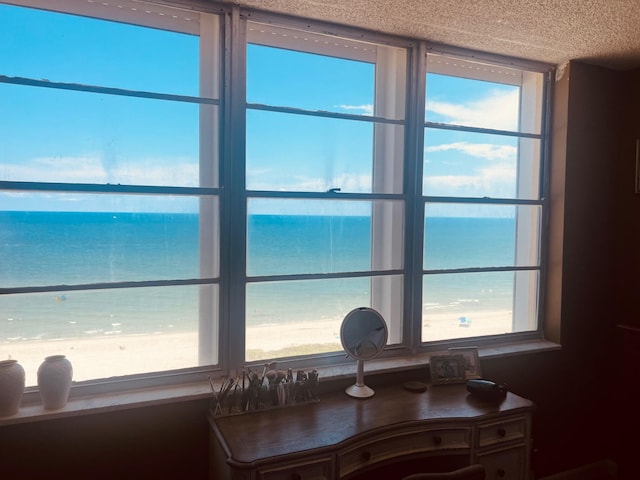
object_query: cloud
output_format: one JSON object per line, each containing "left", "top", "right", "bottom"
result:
{"left": 424, "top": 162, "right": 516, "bottom": 198}
{"left": 3, "top": 154, "right": 199, "bottom": 187}
{"left": 427, "top": 89, "right": 519, "bottom": 131}
{"left": 335, "top": 104, "right": 374, "bottom": 116}
{"left": 425, "top": 142, "right": 516, "bottom": 161}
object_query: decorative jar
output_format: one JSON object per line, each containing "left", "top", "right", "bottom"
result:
{"left": 37, "top": 355, "right": 73, "bottom": 410}
{"left": 0, "top": 359, "right": 25, "bottom": 416}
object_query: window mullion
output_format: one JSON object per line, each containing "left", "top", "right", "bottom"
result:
{"left": 225, "top": 6, "right": 248, "bottom": 374}
{"left": 370, "top": 45, "right": 407, "bottom": 345}
{"left": 405, "top": 42, "right": 428, "bottom": 349}
{"left": 198, "top": 12, "right": 221, "bottom": 366}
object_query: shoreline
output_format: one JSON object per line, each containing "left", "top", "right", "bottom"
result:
{"left": 2, "top": 310, "right": 513, "bottom": 386}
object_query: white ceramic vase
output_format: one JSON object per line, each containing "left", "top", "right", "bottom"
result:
{"left": 0, "top": 359, "right": 25, "bottom": 417}
{"left": 37, "top": 355, "right": 73, "bottom": 410}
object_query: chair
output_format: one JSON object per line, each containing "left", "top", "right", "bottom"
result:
{"left": 402, "top": 464, "right": 486, "bottom": 480}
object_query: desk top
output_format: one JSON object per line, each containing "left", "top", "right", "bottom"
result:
{"left": 209, "top": 383, "right": 535, "bottom": 466}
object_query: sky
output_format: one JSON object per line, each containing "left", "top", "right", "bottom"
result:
{"left": 0, "top": 2, "right": 536, "bottom": 215}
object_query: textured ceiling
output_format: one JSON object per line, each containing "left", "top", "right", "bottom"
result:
{"left": 222, "top": 0, "right": 640, "bottom": 70}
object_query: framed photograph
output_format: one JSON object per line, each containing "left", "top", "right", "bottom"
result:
{"left": 429, "top": 354, "right": 467, "bottom": 385}
{"left": 448, "top": 346, "right": 482, "bottom": 380}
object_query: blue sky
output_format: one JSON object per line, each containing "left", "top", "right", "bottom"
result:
{"left": 0, "top": 2, "right": 527, "bottom": 214}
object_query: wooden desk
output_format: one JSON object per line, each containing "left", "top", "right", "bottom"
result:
{"left": 209, "top": 383, "right": 534, "bottom": 480}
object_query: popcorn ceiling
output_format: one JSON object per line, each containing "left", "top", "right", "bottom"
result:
{"left": 224, "top": 0, "right": 640, "bottom": 70}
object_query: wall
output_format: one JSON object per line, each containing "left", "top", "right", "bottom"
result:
{"left": 484, "top": 61, "right": 624, "bottom": 478}
{"left": 614, "top": 67, "right": 640, "bottom": 321}
{"left": 612, "top": 66, "right": 640, "bottom": 480}
{"left": 0, "top": 400, "right": 211, "bottom": 480}
{"left": 0, "top": 61, "right": 630, "bottom": 480}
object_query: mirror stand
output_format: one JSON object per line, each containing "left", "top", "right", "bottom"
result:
{"left": 345, "top": 359, "right": 375, "bottom": 398}
{"left": 340, "top": 306, "right": 388, "bottom": 400}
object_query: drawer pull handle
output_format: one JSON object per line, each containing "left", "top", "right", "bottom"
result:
{"left": 497, "top": 427, "right": 507, "bottom": 437}
{"left": 496, "top": 468, "right": 506, "bottom": 477}
{"left": 433, "top": 436, "right": 443, "bottom": 446}
{"left": 362, "top": 451, "right": 372, "bottom": 461}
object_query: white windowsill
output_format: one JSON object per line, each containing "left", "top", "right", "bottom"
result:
{"left": 0, "top": 339, "right": 560, "bottom": 427}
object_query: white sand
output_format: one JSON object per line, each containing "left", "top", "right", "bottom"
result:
{"left": 2, "top": 310, "right": 513, "bottom": 386}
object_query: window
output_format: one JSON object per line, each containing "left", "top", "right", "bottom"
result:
{"left": 422, "top": 54, "right": 545, "bottom": 342}
{"left": 0, "top": 1, "right": 221, "bottom": 385}
{"left": 242, "top": 22, "right": 407, "bottom": 362}
{"left": 0, "top": 1, "right": 551, "bottom": 391}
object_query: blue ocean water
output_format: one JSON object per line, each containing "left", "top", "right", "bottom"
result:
{"left": 0, "top": 212, "right": 516, "bottom": 341}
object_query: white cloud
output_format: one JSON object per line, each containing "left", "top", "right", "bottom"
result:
{"left": 3, "top": 154, "right": 199, "bottom": 187}
{"left": 335, "top": 104, "right": 374, "bottom": 116}
{"left": 427, "top": 89, "right": 519, "bottom": 131}
{"left": 425, "top": 142, "right": 517, "bottom": 161}
{"left": 424, "top": 162, "right": 516, "bottom": 198}
{"left": 10, "top": 156, "right": 109, "bottom": 183}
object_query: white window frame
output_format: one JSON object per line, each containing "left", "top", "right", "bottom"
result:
{"left": 424, "top": 52, "right": 547, "bottom": 340}
{"left": 0, "top": 0, "right": 223, "bottom": 390}
{"left": 243, "top": 19, "right": 410, "bottom": 357}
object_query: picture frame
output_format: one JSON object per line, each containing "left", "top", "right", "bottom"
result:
{"left": 448, "top": 346, "right": 482, "bottom": 380}
{"left": 429, "top": 354, "right": 467, "bottom": 385}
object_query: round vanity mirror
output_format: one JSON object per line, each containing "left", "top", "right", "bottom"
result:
{"left": 340, "top": 307, "right": 388, "bottom": 398}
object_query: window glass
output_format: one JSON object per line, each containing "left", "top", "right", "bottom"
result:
{"left": 423, "top": 204, "right": 540, "bottom": 270}
{"left": 1, "top": 284, "right": 210, "bottom": 384}
{"left": 247, "top": 43, "right": 374, "bottom": 114}
{"left": 246, "top": 110, "right": 374, "bottom": 193}
{"left": 0, "top": 84, "right": 203, "bottom": 187}
{"left": 423, "top": 129, "right": 541, "bottom": 199}
{"left": 425, "top": 73, "right": 520, "bottom": 132}
{"left": 246, "top": 275, "right": 402, "bottom": 361}
{"left": 247, "top": 199, "right": 404, "bottom": 276}
{"left": 0, "top": 197, "right": 213, "bottom": 287}
{"left": 0, "top": 3, "right": 199, "bottom": 96}
{"left": 422, "top": 270, "right": 538, "bottom": 342}
{"left": 426, "top": 54, "right": 544, "bottom": 135}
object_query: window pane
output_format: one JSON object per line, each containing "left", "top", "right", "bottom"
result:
{"left": 246, "top": 275, "right": 402, "bottom": 361}
{"left": 0, "top": 4, "right": 199, "bottom": 96}
{"left": 247, "top": 199, "right": 404, "bottom": 276}
{"left": 425, "top": 73, "right": 520, "bottom": 132}
{"left": 1, "top": 285, "right": 210, "bottom": 385}
{"left": 246, "top": 110, "right": 376, "bottom": 193}
{"left": 423, "top": 204, "right": 540, "bottom": 270}
{"left": 422, "top": 271, "right": 537, "bottom": 342}
{"left": 0, "top": 194, "right": 218, "bottom": 287}
{"left": 0, "top": 84, "right": 206, "bottom": 187}
{"left": 247, "top": 43, "right": 374, "bottom": 115}
{"left": 424, "top": 129, "right": 540, "bottom": 199}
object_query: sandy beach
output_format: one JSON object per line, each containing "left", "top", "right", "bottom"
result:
{"left": 2, "top": 310, "right": 513, "bottom": 386}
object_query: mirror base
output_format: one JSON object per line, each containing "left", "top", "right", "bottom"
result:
{"left": 345, "top": 384, "right": 375, "bottom": 398}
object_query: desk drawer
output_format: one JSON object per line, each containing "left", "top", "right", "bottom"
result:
{"left": 258, "top": 457, "right": 332, "bottom": 480}
{"left": 477, "top": 445, "right": 526, "bottom": 480}
{"left": 339, "top": 428, "right": 471, "bottom": 478}
{"left": 477, "top": 417, "right": 527, "bottom": 448}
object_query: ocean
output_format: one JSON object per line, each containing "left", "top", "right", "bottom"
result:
{"left": 0, "top": 211, "right": 517, "bottom": 342}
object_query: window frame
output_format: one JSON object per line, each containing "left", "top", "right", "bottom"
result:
{"left": 0, "top": 0, "right": 225, "bottom": 391}
{"left": 418, "top": 49, "right": 551, "bottom": 348}
{"left": 0, "top": 0, "right": 555, "bottom": 398}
